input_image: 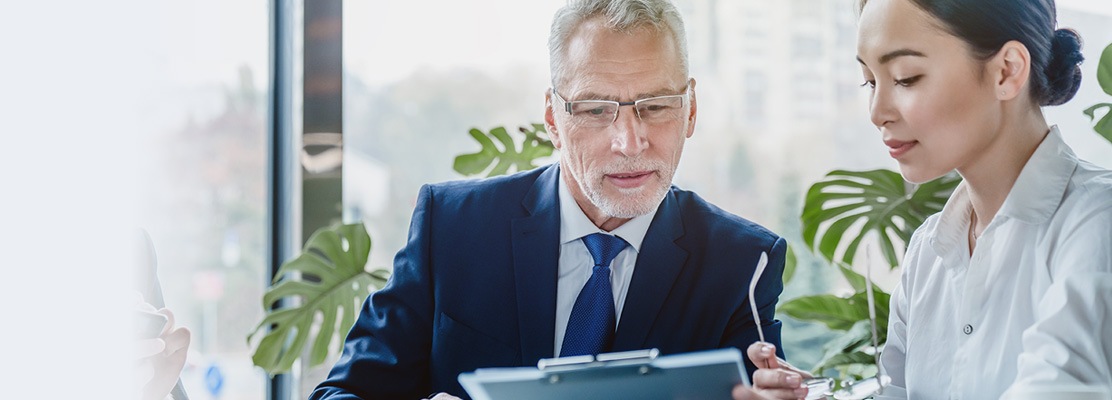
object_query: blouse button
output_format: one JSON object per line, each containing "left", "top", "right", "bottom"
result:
{"left": 963, "top": 324, "right": 973, "bottom": 335}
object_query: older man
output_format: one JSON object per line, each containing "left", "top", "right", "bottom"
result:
{"left": 311, "top": 1, "right": 807, "bottom": 399}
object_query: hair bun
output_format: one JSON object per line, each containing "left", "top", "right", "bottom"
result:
{"left": 1042, "top": 28, "right": 1084, "bottom": 106}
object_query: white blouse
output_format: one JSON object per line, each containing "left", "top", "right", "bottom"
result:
{"left": 876, "top": 127, "right": 1112, "bottom": 400}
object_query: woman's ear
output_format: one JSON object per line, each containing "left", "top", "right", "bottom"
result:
{"left": 992, "top": 40, "right": 1031, "bottom": 101}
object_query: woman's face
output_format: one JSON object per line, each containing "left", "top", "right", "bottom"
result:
{"left": 857, "top": 0, "right": 1004, "bottom": 183}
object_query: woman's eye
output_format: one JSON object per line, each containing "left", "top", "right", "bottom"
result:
{"left": 860, "top": 80, "right": 876, "bottom": 89}
{"left": 894, "top": 75, "right": 923, "bottom": 87}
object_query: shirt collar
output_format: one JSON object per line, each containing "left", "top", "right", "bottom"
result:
{"left": 997, "top": 126, "right": 1078, "bottom": 224}
{"left": 557, "top": 166, "right": 658, "bottom": 252}
{"left": 929, "top": 181, "right": 973, "bottom": 258}
{"left": 927, "top": 126, "right": 1078, "bottom": 255}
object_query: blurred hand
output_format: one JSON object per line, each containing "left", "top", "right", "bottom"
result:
{"left": 134, "top": 299, "right": 190, "bottom": 400}
{"left": 742, "top": 341, "right": 812, "bottom": 400}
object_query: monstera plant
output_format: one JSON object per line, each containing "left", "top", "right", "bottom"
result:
{"left": 248, "top": 126, "right": 554, "bottom": 375}
{"left": 782, "top": 170, "right": 959, "bottom": 380}
{"left": 248, "top": 223, "right": 390, "bottom": 375}
{"left": 801, "top": 170, "right": 958, "bottom": 269}
{"left": 453, "top": 123, "right": 555, "bottom": 177}
{"left": 1084, "top": 42, "right": 1112, "bottom": 141}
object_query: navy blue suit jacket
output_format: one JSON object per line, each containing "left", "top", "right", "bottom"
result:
{"left": 311, "top": 164, "right": 787, "bottom": 399}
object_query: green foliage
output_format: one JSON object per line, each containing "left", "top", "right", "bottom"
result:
{"left": 801, "top": 169, "right": 959, "bottom": 269}
{"left": 780, "top": 288, "right": 889, "bottom": 335}
{"left": 790, "top": 169, "right": 953, "bottom": 382}
{"left": 781, "top": 294, "right": 864, "bottom": 331}
{"left": 780, "top": 283, "right": 890, "bottom": 380}
{"left": 782, "top": 244, "right": 798, "bottom": 283}
{"left": 454, "top": 124, "right": 555, "bottom": 177}
{"left": 1084, "top": 103, "right": 1112, "bottom": 141}
{"left": 249, "top": 122, "right": 555, "bottom": 377}
{"left": 1084, "top": 43, "right": 1112, "bottom": 143}
{"left": 1098, "top": 43, "right": 1112, "bottom": 96}
{"left": 248, "top": 223, "right": 390, "bottom": 375}
{"left": 813, "top": 320, "right": 876, "bottom": 372}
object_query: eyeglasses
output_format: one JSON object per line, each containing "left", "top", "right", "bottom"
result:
{"left": 551, "top": 87, "right": 688, "bottom": 128}
{"left": 747, "top": 247, "right": 889, "bottom": 400}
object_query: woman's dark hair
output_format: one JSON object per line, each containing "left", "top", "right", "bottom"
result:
{"left": 859, "top": 0, "right": 1084, "bottom": 106}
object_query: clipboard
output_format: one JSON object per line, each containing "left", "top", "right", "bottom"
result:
{"left": 458, "top": 348, "right": 750, "bottom": 400}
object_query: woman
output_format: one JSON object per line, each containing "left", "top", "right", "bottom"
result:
{"left": 855, "top": 0, "right": 1112, "bottom": 398}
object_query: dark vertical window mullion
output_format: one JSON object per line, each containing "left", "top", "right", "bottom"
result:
{"left": 267, "top": 0, "right": 295, "bottom": 398}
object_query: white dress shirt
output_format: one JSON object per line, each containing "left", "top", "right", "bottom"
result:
{"left": 877, "top": 127, "right": 1112, "bottom": 400}
{"left": 553, "top": 171, "right": 659, "bottom": 357}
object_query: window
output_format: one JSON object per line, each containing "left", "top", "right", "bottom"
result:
{"left": 339, "top": 1, "right": 1112, "bottom": 376}
{"left": 136, "top": 1, "right": 269, "bottom": 399}
{"left": 11, "top": 2, "right": 1108, "bottom": 399}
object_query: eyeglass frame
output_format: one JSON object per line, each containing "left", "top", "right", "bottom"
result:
{"left": 550, "top": 85, "right": 691, "bottom": 128}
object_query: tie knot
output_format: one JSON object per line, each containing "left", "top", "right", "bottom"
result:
{"left": 582, "top": 233, "right": 628, "bottom": 268}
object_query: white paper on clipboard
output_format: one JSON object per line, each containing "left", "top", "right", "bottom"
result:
{"left": 458, "top": 348, "right": 750, "bottom": 400}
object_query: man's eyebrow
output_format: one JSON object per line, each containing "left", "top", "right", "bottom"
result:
{"left": 574, "top": 87, "right": 686, "bottom": 102}
{"left": 574, "top": 91, "right": 621, "bottom": 102}
{"left": 857, "top": 48, "right": 927, "bottom": 66}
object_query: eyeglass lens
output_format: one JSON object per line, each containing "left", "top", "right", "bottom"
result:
{"left": 566, "top": 96, "right": 685, "bottom": 127}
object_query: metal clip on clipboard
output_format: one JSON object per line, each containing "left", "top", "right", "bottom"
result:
{"left": 536, "top": 349, "right": 661, "bottom": 384}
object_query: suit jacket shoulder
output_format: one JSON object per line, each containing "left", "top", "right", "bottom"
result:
{"left": 670, "top": 187, "right": 782, "bottom": 256}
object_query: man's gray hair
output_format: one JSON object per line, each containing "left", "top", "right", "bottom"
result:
{"left": 548, "top": 0, "right": 689, "bottom": 88}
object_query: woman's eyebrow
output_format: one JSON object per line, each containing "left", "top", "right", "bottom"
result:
{"left": 857, "top": 48, "right": 927, "bottom": 66}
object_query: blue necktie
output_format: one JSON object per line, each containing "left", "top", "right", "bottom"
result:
{"left": 560, "top": 233, "right": 629, "bottom": 357}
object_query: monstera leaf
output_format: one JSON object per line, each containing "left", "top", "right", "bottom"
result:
{"left": 1084, "top": 42, "right": 1112, "bottom": 143}
{"left": 248, "top": 223, "right": 390, "bottom": 375}
{"left": 454, "top": 124, "right": 555, "bottom": 177}
{"left": 812, "top": 320, "right": 875, "bottom": 372}
{"left": 782, "top": 244, "right": 798, "bottom": 283}
{"left": 781, "top": 285, "right": 890, "bottom": 379}
{"left": 779, "top": 288, "right": 889, "bottom": 333}
{"left": 801, "top": 169, "right": 960, "bottom": 269}
{"left": 1100, "top": 43, "right": 1112, "bottom": 93}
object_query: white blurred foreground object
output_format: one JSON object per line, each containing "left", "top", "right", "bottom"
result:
{"left": 746, "top": 252, "right": 769, "bottom": 343}
{"left": 135, "top": 231, "right": 191, "bottom": 400}
{"left": 1001, "top": 384, "right": 1111, "bottom": 400}
{"left": 134, "top": 298, "right": 191, "bottom": 400}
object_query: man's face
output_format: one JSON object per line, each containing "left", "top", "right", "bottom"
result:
{"left": 545, "top": 18, "right": 696, "bottom": 227}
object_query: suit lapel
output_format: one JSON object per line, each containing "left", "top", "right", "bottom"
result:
{"left": 511, "top": 165, "right": 561, "bottom": 364}
{"left": 611, "top": 190, "right": 688, "bottom": 351}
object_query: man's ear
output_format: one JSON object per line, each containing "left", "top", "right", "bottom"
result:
{"left": 991, "top": 40, "right": 1031, "bottom": 101}
{"left": 685, "top": 78, "right": 697, "bottom": 139}
{"left": 545, "top": 89, "right": 563, "bottom": 149}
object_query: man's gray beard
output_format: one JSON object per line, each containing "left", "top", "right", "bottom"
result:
{"left": 581, "top": 159, "right": 673, "bottom": 219}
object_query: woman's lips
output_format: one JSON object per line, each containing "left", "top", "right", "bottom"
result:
{"left": 884, "top": 139, "right": 918, "bottom": 159}
{"left": 606, "top": 171, "right": 654, "bottom": 189}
